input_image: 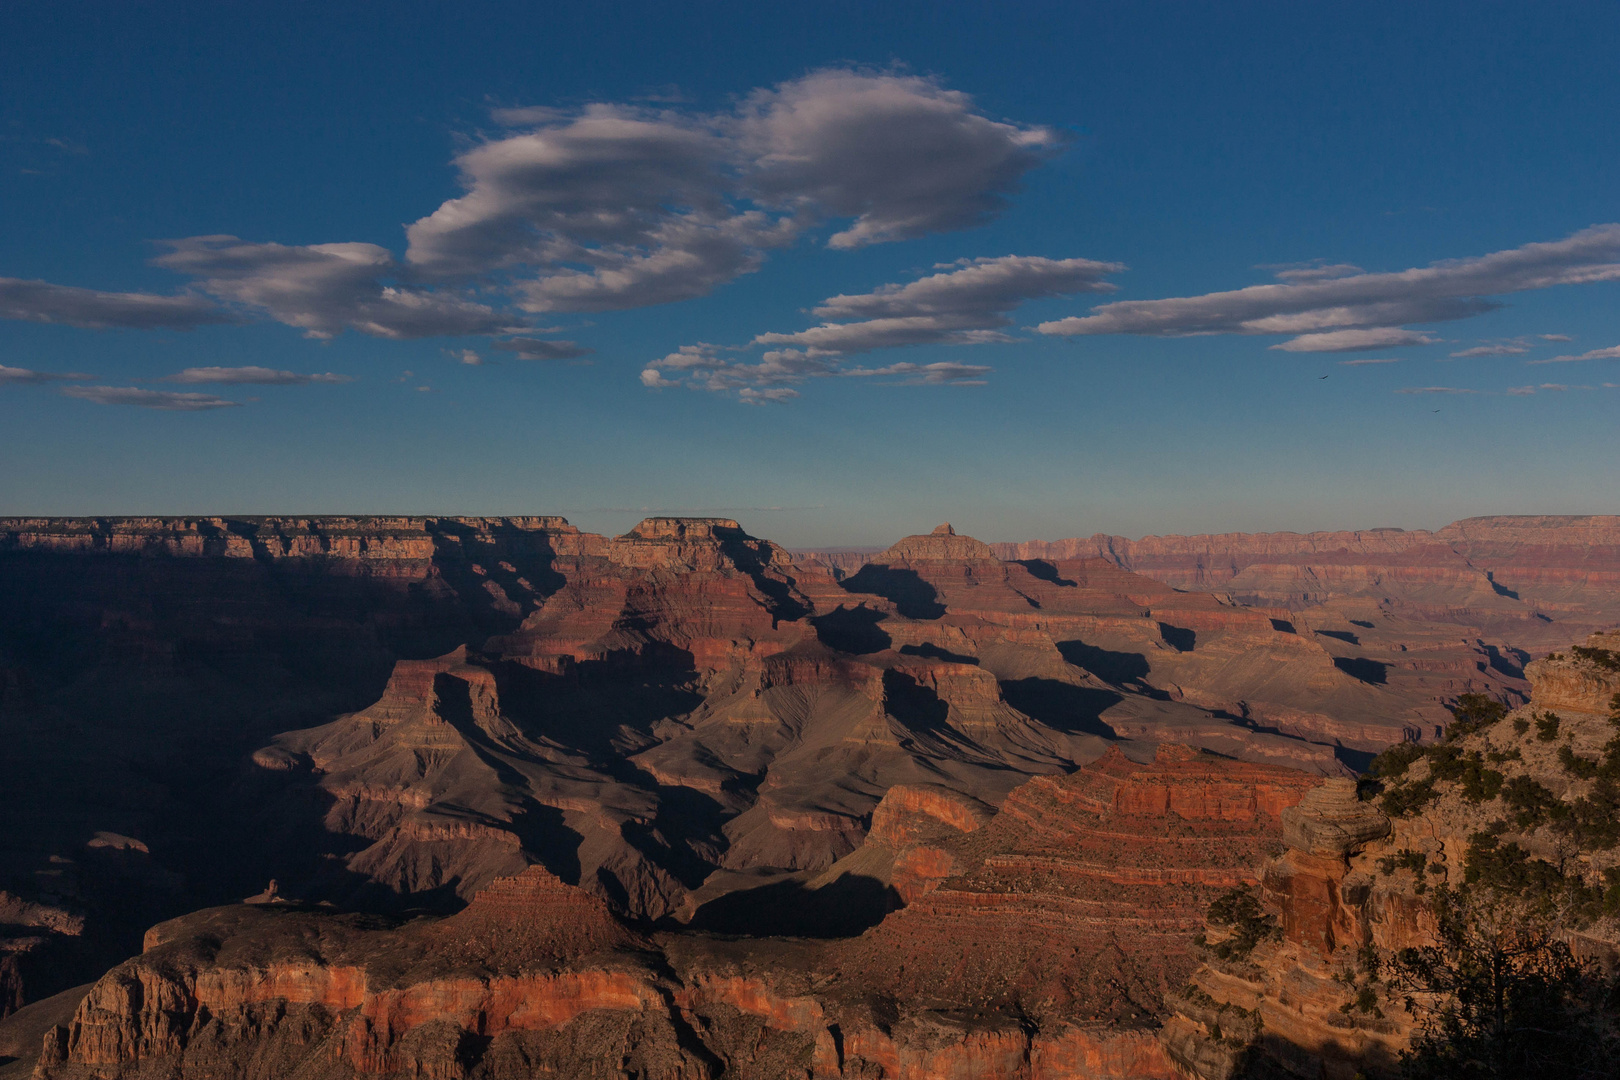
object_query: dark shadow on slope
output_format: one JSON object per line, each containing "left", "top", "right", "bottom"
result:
{"left": 840, "top": 565, "right": 946, "bottom": 620}
{"left": 1335, "top": 745, "right": 1379, "bottom": 774}
{"left": 998, "top": 678, "right": 1120, "bottom": 738}
{"left": 1333, "top": 657, "right": 1389, "bottom": 686}
{"left": 1485, "top": 571, "right": 1520, "bottom": 600}
{"left": 1270, "top": 618, "right": 1297, "bottom": 633}
{"left": 714, "top": 529, "right": 811, "bottom": 624}
{"left": 881, "top": 669, "right": 950, "bottom": 737}
{"left": 1350, "top": 619, "right": 1375, "bottom": 629}
{"left": 1056, "top": 640, "right": 1151, "bottom": 684}
{"left": 812, "top": 605, "right": 891, "bottom": 654}
{"left": 1483, "top": 644, "right": 1528, "bottom": 679}
{"left": 1316, "top": 629, "right": 1360, "bottom": 646}
{"left": 495, "top": 645, "right": 703, "bottom": 755}
{"left": 1158, "top": 624, "right": 1196, "bottom": 652}
{"left": 899, "top": 643, "right": 977, "bottom": 664}
{"left": 620, "top": 784, "right": 733, "bottom": 892}
{"left": 684, "top": 873, "right": 900, "bottom": 937}
{"left": 1016, "top": 560, "right": 1076, "bottom": 587}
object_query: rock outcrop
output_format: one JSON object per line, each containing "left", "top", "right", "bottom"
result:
{"left": 0, "top": 514, "right": 1564, "bottom": 1017}
{"left": 1161, "top": 628, "right": 1620, "bottom": 1079}
{"left": 33, "top": 746, "right": 1324, "bottom": 1080}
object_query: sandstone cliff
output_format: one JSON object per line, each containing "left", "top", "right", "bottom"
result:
{"left": 30, "top": 745, "right": 1321, "bottom": 1080}
{"left": 1161, "top": 629, "right": 1620, "bottom": 1079}
{"left": 0, "top": 516, "right": 1539, "bottom": 1018}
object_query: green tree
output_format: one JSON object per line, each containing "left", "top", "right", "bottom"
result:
{"left": 1389, "top": 888, "right": 1620, "bottom": 1079}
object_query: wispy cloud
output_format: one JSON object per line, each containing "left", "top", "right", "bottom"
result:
{"left": 5, "top": 70, "right": 1063, "bottom": 344}
{"left": 408, "top": 69, "right": 1060, "bottom": 313}
{"left": 1527, "top": 344, "right": 1620, "bottom": 365}
{"left": 1539, "top": 333, "right": 1573, "bottom": 342}
{"left": 0, "top": 277, "right": 237, "bottom": 330}
{"left": 1449, "top": 342, "right": 1529, "bottom": 357}
{"left": 488, "top": 336, "right": 593, "bottom": 361}
{"left": 1270, "top": 328, "right": 1440, "bottom": 353}
{"left": 161, "top": 366, "right": 352, "bottom": 385}
{"left": 152, "top": 237, "right": 520, "bottom": 339}
{"left": 0, "top": 364, "right": 91, "bottom": 384}
{"left": 62, "top": 385, "right": 241, "bottom": 410}
{"left": 1038, "top": 225, "right": 1620, "bottom": 346}
{"left": 644, "top": 255, "right": 1117, "bottom": 401}
{"left": 1338, "top": 357, "right": 1402, "bottom": 366}
{"left": 1395, "top": 386, "right": 1481, "bottom": 395}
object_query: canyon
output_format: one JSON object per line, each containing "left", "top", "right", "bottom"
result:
{"left": 1, "top": 514, "right": 1617, "bottom": 1077}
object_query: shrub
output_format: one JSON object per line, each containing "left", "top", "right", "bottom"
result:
{"left": 1570, "top": 645, "right": 1620, "bottom": 672}
{"left": 1205, "top": 886, "right": 1280, "bottom": 960}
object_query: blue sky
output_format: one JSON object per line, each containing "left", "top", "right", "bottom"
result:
{"left": 2, "top": 1, "right": 1617, "bottom": 546}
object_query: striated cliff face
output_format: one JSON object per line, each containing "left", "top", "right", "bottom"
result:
{"left": 1161, "top": 629, "right": 1620, "bottom": 1079}
{"left": 989, "top": 515, "right": 1620, "bottom": 645}
{"left": 0, "top": 515, "right": 1548, "bottom": 1019}
{"left": 32, "top": 746, "right": 1322, "bottom": 1080}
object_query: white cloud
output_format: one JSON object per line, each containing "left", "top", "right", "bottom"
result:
{"left": 1266, "top": 262, "right": 1364, "bottom": 283}
{"left": 737, "top": 69, "right": 1060, "bottom": 250}
{"left": 0, "top": 364, "right": 90, "bottom": 384}
{"left": 644, "top": 255, "right": 1114, "bottom": 401}
{"left": 1450, "top": 343, "right": 1529, "bottom": 357}
{"left": 62, "top": 385, "right": 241, "bottom": 410}
{"left": 405, "top": 70, "right": 1057, "bottom": 311}
{"left": 0, "top": 277, "right": 235, "bottom": 330}
{"left": 6, "top": 70, "right": 1061, "bottom": 342}
{"left": 1270, "top": 327, "right": 1441, "bottom": 353}
{"left": 1540, "top": 333, "right": 1573, "bottom": 341}
{"left": 1338, "top": 357, "right": 1403, "bottom": 366}
{"left": 1507, "top": 385, "right": 1536, "bottom": 396}
{"left": 153, "top": 236, "right": 517, "bottom": 339}
{"left": 841, "top": 360, "right": 991, "bottom": 384}
{"left": 1528, "top": 344, "right": 1620, "bottom": 365}
{"left": 162, "top": 366, "right": 352, "bottom": 385}
{"left": 488, "top": 336, "right": 592, "bottom": 361}
{"left": 1039, "top": 225, "right": 1620, "bottom": 342}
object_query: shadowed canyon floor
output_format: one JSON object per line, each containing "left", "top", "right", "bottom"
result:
{"left": 1, "top": 514, "right": 1617, "bottom": 1077}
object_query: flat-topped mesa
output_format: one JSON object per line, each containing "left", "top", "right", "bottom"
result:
{"left": 1524, "top": 629, "right": 1620, "bottom": 714}
{"left": 605, "top": 516, "right": 791, "bottom": 572}
{"left": 0, "top": 515, "right": 589, "bottom": 569}
{"left": 874, "top": 522, "right": 999, "bottom": 563}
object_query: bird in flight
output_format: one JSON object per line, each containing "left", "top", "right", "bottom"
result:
{"left": 1319, "top": 374, "right": 1329, "bottom": 380}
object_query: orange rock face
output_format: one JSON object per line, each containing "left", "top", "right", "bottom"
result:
{"left": 32, "top": 743, "right": 1332, "bottom": 1080}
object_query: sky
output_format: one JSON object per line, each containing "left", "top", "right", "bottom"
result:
{"left": 2, "top": 1, "right": 1617, "bottom": 547}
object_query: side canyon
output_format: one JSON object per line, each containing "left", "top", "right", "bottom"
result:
{"left": 1, "top": 514, "right": 1617, "bottom": 1078}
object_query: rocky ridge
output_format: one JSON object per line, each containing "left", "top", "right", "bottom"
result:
{"left": 30, "top": 744, "right": 1320, "bottom": 1080}
{"left": 0, "top": 515, "right": 1542, "bottom": 1017}
{"left": 1159, "top": 629, "right": 1620, "bottom": 1079}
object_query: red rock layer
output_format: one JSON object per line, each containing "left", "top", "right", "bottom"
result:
{"left": 33, "top": 743, "right": 1335, "bottom": 1080}
{"left": 831, "top": 746, "right": 1318, "bottom": 1030}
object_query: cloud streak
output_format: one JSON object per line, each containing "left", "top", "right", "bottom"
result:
{"left": 62, "top": 385, "right": 241, "bottom": 410}
{"left": 0, "top": 277, "right": 236, "bottom": 330}
{"left": 644, "top": 255, "right": 1119, "bottom": 401}
{"left": 0, "top": 364, "right": 90, "bottom": 384}
{"left": 1269, "top": 328, "right": 1440, "bottom": 353}
{"left": 1528, "top": 344, "right": 1620, "bottom": 365}
{"left": 1038, "top": 225, "right": 1620, "bottom": 347}
{"left": 161, "top": 366, "right": 353, "bottom": 385}
{"left": 488, "top": 336, "right": 593, "bottom": 361}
